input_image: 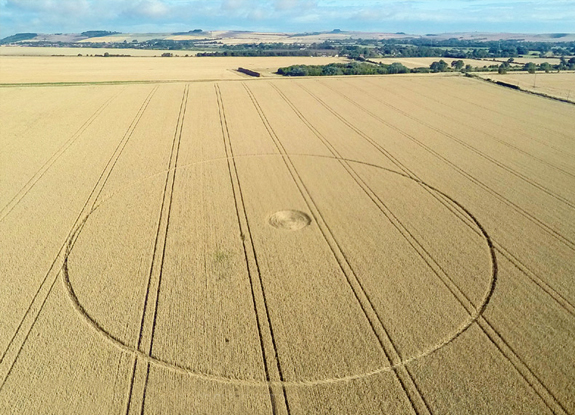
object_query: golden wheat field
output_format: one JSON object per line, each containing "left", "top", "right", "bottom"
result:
{"left": 486, "top": 72, "right": 575, "bottom": 103}
{"left": 1, "top": 57, "right": 574, "bottom": 415}
{"left": 0, "top": 46, "right": 201, "bottom": 57}
{"left": 0, "top": 56, "right": 349, "bottom": 83}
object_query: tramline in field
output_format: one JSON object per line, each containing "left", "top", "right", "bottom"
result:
{"left": 1, "top": 70, "right": 574, "bottom": 414}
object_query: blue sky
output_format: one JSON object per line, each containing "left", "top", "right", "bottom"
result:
{"left": 1, "top": 0, "right": 574, "bottom": 38}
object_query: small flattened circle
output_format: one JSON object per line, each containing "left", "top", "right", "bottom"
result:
{"left": 268, "top": 210, "right": 311, "bottom": 231}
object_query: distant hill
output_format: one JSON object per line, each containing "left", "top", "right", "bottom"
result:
{"left": 1, "top": 30, "right": 574, "bottom": 46}
{"left": 0, "top": 33, "right": 37, "bottom": 45}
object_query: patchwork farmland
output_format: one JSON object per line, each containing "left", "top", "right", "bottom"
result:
{"left": 0, "top": 70, "right": 574, "bottom": 414}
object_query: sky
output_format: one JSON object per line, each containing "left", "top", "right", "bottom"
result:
{"left": 1, "top": 0, "right": 574, "bottom": 38}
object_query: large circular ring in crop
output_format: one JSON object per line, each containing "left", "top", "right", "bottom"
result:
{"left": 62, "top": 154, "right": 497, "bottom": 387}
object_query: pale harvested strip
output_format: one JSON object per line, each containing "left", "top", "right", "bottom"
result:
{"left": 0, "top": 86, "right": 119, "bottom": 210}
{"left": 0, "top": 56, "right": 244, "bottom": 83}
{"left": 510, "top": 57, "right": 566, "bottom": 66}
{"left": 247, "top": 57, "right": 349, "bottom": 78}
{"left": 0, "top": 85, "right": 155, "bottom": 356}
{"left": 287, "top": 77, "right": 575, "bottom": 304}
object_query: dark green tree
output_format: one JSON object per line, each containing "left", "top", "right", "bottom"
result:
{"left": 451, "top": 60, "right": 465, "bottom": 70}
{"left": 524, "top": 62, "right": 537, "bottom": 74}
{"left": 430, "top": 60, "right": 449, "bottom": 72}
{"left": 540, "top": 62, "right": 552, "bottom": 73}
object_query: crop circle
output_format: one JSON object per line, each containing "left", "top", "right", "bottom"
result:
{"left": 62, "top": 154, "right": 496, "bottom": 387}
{"left": 268, "top": 210, "right": 311, "bottom": 231}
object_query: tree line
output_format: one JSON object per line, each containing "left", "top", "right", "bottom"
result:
{"left": 277, "top": 62, "right": 410, "bottom": 76}
{"left": 426, "top": 57, "right": 575, "bottom": 74}
{"left": 278, "top": 57, "right": 575, "bottom": 77}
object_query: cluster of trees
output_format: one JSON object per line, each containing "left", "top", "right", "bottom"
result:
{"left": 425, "top": 57, "right": 575, "bottom": 74}
{"left": 197, "top": 50, "right": 323, "bottom": 57}
{"left": 172, "top": 29, "right": 203, "bottom": 35}
{"left": 80, "top": 31, "right": 120, "bottom": 38}
{"left": 198, "top": 42, "right": 338, "bottom": 57}
{"left": 385, "top": 38, "right": 575, "bottom": 56}
{"left": 97, "top": 52, "right": 131, "bottom": 57}
{"left": 225, "top": 42, "right": 337, "bottom": 51}
{"left": 277, "top": 62, "right": 410, "bottom": 76}
{"left": 338, "top": 38, "right": 575, "bottom": 60}
{"left": 519, "top": 57, "right": 575, "bottom": 73}
{"left": 3, "top": 31, "right": 575, "bottom": 63}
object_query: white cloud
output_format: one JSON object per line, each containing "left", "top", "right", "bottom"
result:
{"left": 5, "top": 0, "right": 90, "bottom": 14}
{"left": 122, "top": 0, "right": 171, "bottom": 19}
{"left": 221, "top": 0, "right": 249, "bottom": 11}
{"left": 274, "top": 0, "right": 317, "bottom": 11}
